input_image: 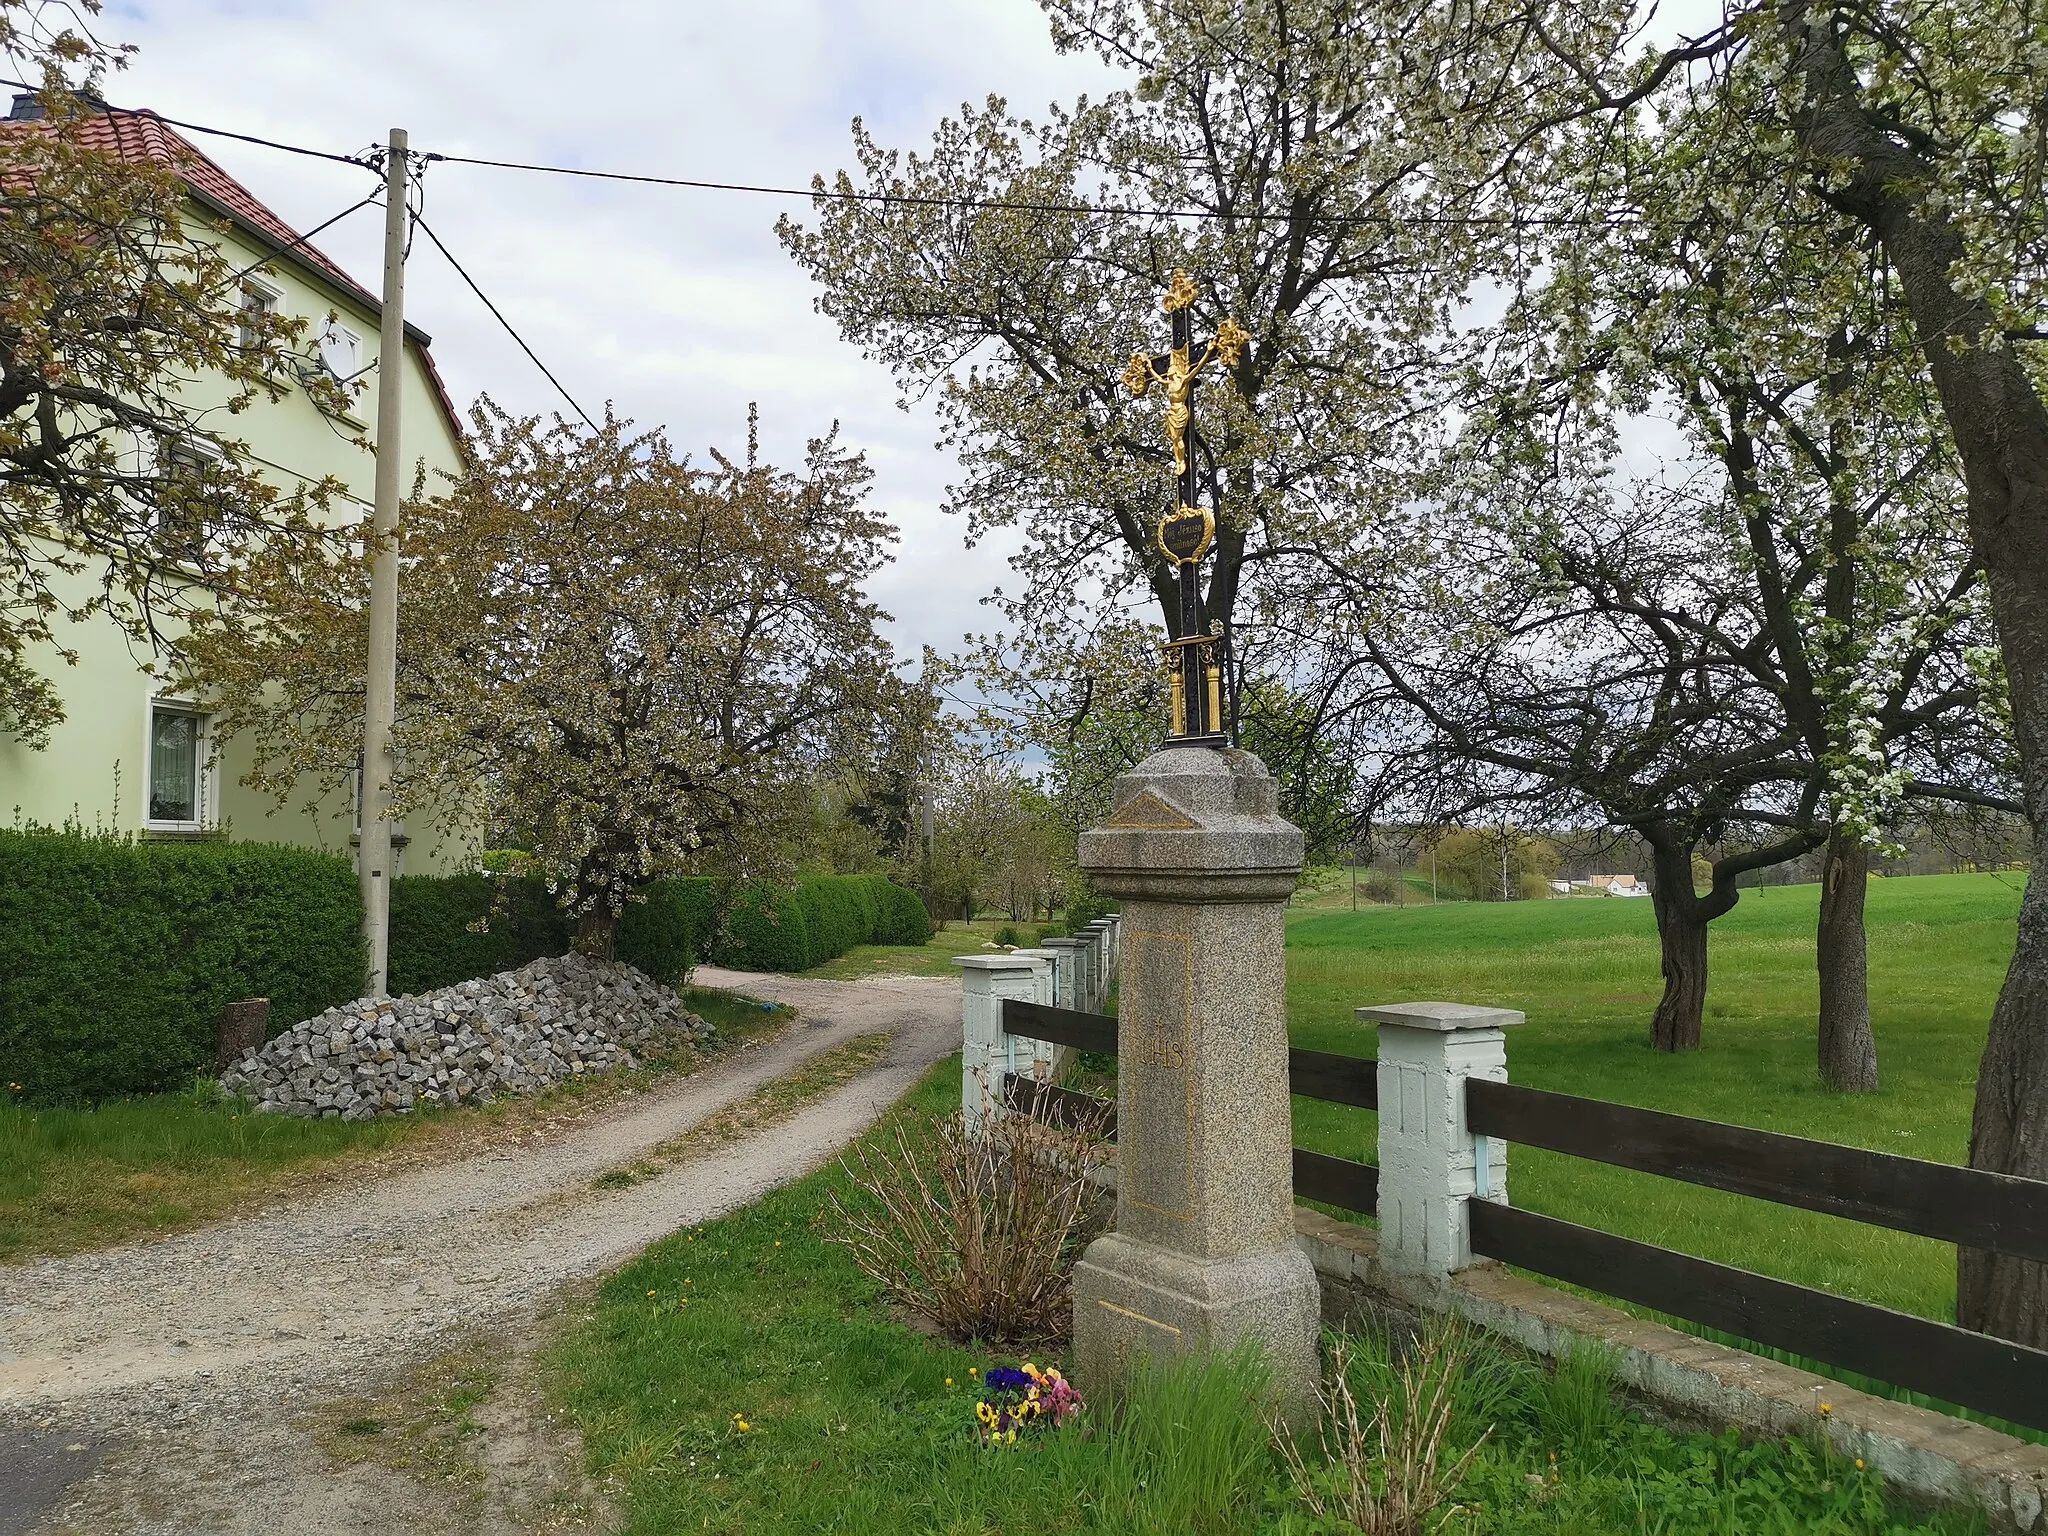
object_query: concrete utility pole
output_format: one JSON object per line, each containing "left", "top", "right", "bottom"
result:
{"left": 359, "top": 127, "right": 408, "bottom": 997}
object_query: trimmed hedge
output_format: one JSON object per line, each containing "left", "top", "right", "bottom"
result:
{"left": 0, "top": 830, "right": 364, "bottom": 1104}
{"left": 710, "top": 875, "right": 931, "bottom": 972}
{"left": 388, "top": 873, "right": 572, "bottom": 996}
{"left": 0, "top": 828, "right": 933, "bottom": 1103}
{"left": 618, "top": 878, "right": 722, "bottom": 985}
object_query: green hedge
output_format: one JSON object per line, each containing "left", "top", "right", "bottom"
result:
{"left": 388, "top": 873, "right": 571, "bottom": 995}
{"left": 618, "top": 878, "right": 722, "bottom": 985}
{"left": 0, "top": 828, "right": 932, "bottom": 1103}
{"left": 0, "top": 830, "right": 364, "bottom": 1104}
{"left": 709, "top": 875, "right": 931, "bottom": 972}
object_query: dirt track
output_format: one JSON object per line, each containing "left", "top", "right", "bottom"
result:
{"left": 0, "top": 968, "right": 959, "bottom": 1535}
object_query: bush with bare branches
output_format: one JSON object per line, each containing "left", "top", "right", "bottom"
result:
{"left": 1279, "top": 1321, "right": 1492, "bottom": 1535}
{"left": 829, "top": 1096, "right": 1107, "bottom": 1343}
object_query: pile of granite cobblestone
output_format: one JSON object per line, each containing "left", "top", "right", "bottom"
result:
{"left": 219, "top": 954, "right": 714, "bottom": 1119}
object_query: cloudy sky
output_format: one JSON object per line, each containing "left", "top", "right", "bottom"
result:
{"left": 103, "top": 0, "right": 1121, "bottom": 665}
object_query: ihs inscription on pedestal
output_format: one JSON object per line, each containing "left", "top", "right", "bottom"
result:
{"left": 1121, "top": 930, "right": 1195, "bottom": 1222}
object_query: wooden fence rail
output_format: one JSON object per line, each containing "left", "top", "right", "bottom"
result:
{"left": 1468, "top": 1201, "right": 2048, "bottom": 1433}
{"left": 996, "top": 995, "right": 2048, "bottom": 1433}
{"left": 1465, "top": 1077, "right": 2048, "bottom": 1264}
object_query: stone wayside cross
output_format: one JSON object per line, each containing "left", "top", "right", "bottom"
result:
{"left": 1072, "top": 746, "right": 1319, "bottom": 1414}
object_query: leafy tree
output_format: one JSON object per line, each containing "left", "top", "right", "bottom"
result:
{"left": 1495, "top": 0, "right": 2048, "bottom": 1351}
{"left": 0, "top": 1, "right": 338, "bottom": 744}
{"left": 778, "top": 0, "right": 1581, "bottom": 700}
{"left": 182, "top": 402, "right": 900, "bottom": 955}
{"left": 1425, "top": 825, "right": 1560, "bottom": 903}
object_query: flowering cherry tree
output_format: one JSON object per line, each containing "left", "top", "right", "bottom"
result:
{"left": 184, "top": 401, "right": 903, "bottom": 955}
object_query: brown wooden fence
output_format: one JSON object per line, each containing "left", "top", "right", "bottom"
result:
{"left": 999, "top": 997, "right": 2048, "bottom": 1434}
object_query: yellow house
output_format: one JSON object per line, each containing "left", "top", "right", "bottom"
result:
{"left": 0, "top": 93, "right": 469, "bottom": 870}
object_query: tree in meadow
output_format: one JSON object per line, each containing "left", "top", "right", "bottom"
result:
{"left": 1484, "top": 0, "right": 2048, "bottom": 1350}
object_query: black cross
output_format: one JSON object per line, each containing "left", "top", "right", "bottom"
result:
{"left": 1123, "top": 271, "right": 1248, "bottom": 745}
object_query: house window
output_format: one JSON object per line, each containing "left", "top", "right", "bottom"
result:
{"left": 155, "top": 437, "right": 221, "bottom": 561}
{"left": 237, "top": 277, "right": 282, "bottom": 352}
{"left": 146, "top": 701, "right": 212, "bottom": 830}
{"left": 316, "top": 316, "right": 364, "bottom": 381}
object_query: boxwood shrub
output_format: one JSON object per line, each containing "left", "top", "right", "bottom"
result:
{"left": 387, "top": 873, "right": 572, "bottom": 996}
{"left": 0, "top": 829, "right": 363, "bottom": 1104}
{"left": 0, "top": 828, "right": 933, "bottom": 1103}
{"left": 709, "top": 874, "right": 931, "bottom": 972}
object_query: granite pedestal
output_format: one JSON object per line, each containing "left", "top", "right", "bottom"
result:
{"left": 1071, "top": 745, "right": 1319, "bottom": 1415}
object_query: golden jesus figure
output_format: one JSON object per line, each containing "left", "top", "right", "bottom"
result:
{"left": 1122, "top": 271, "right": 1249, "bottom": 481}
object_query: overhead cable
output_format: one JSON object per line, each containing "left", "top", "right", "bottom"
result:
{"left": 413, "top": 214, "right": 599, "bottom": 432}
{"left": 421, "top": 149, "right": 1562, "bottom": 228}
{"left": 9, "top": 84, "right": 1639, "bottom": 230}
{"left": 220, "top": 191, "right": 382, "bottom": 291}
{"left": 0, "top": 80, "right": 374, "bottom": 167}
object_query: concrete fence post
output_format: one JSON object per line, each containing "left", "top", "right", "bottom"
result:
{"left": 1365, "top": 1001, "right": 1526, "bottom": 1285}
{"left": 1079, "top": 919, "right": 1109, "bottom": 1010}
{"left": 1041, "top": 937, "right": 1085, "bottom": 1010}
{"left": 955, "top": 953, "right": 1051, "bottom": 1133}
{"left": 1010, "top": 947, "right": 1067, "bottom": 1079}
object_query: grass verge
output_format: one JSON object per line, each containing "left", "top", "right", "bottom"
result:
{"left": 550, "top": 1058, "right": 1980, "bottom": 1535}
{"left": 0, "top": 983, "right": 793, "bottom": 1264}
{"left": 592, "top": 1031, "right": 893, "bottom": 1189}
{"left": 803, "top": 919, "right": 1043, "bottom": 980}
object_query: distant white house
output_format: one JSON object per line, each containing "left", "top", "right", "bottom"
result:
{"left": 1569, "top": 873, "right": 1649, "bottom": 898}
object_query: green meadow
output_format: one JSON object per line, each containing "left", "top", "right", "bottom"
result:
{"left": 1285, "top": 872, "right": 2023, "bottom": 1329}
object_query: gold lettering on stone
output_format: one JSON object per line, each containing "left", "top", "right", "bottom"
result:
{"left": 1123, "top": 929, "right": 1195, "bottom": 1221}
{"left": 1095, "top": 1298, "right": 1183, "bottom": 1338}
{"left": 1104, "top": 790, "right": 1198, "bottom": 830}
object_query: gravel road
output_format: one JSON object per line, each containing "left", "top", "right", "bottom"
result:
{"left": 0, "top": 967, "right": 960, "bottom": 1534}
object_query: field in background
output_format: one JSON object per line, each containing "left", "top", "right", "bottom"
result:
{"left": 1286, "top": 872, "right": 2023, "bottom": 1327}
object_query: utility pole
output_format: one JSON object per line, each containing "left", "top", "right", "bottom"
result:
{"left": 359, "top": 127, "right": 408, "bottom": 997}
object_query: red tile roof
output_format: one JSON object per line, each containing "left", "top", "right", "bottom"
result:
{"left": 9, "top": 103, "right": 464, "bottom": 444}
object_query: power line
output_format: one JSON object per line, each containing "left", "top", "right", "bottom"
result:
{"left": 220, "top": 191, "right": 381, "bottom": 292}
{"left": 0, "top": 79, "right": 373, "bottom": 167}
{"left": 421, "top": 149, "right": 1580, "bottom": 228}
{"left": 413, "top": 214, "right": 598, "bottom": 432}
{"left": 13, "top": 83, "right": 1637, "bottom": 231}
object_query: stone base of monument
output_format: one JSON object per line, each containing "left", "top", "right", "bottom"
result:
{"left": 1071, "top": 744, "right": 1319, "bottom": 1420}
{"left": 1072, "top": 1229, "right": 1321, "bottom": 1412}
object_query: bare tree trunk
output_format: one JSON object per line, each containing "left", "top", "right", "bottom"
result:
{"left": 576, "top": 908, "right": 618, "bottom": 961}
{"left": 1817, "top": 828, "right": 1879, "bottom": 1093}
{"left": 1648, "top": 840, "right": 1707, "bottom": 1052}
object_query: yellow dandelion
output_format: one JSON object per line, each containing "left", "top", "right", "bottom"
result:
{"left": 647, "top": 1289, "right": 656, "bottom": 1296}
{"left": 1855, "top": 1458, "right": 1866, "bottom": 1470}
{"left": 945, "top": 1378, "right": 954, "bottom": 1387}
{"left": 1819, "top": 1402, "right": 1833, "bottom": 1415}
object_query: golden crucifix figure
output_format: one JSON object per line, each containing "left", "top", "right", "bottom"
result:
{"left": 1122, "top": 270, "right": 1250, "bottom": 481}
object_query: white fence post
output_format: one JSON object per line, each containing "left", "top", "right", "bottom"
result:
{"left": 1365, "top": 1001, "right": 1526, "bottom": 1284}
{"left": 954, "top": 953, "right": 1050, "bottom": 1133}
{"left": 1041, "top": 937, "right": 1085, "bottom": 1010}
{"left": 1078, "top": 919, "right": 1108, "bottom": 1010}
{"left": 1010, "top": 947, "right": 1066, "bottom": 1079}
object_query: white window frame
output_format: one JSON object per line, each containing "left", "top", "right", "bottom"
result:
{"left": 152, "top": 433, "right": 223, "bottom": 556}
{"left": 143, "top": 694, "right": 217, "bottom": 834}
{"left": 237, "top": 274, "right": 284, "bottom": 352}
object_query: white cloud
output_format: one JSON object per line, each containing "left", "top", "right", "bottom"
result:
{"left": 105, "top": 0, "right": 1118, "bottom": 660}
